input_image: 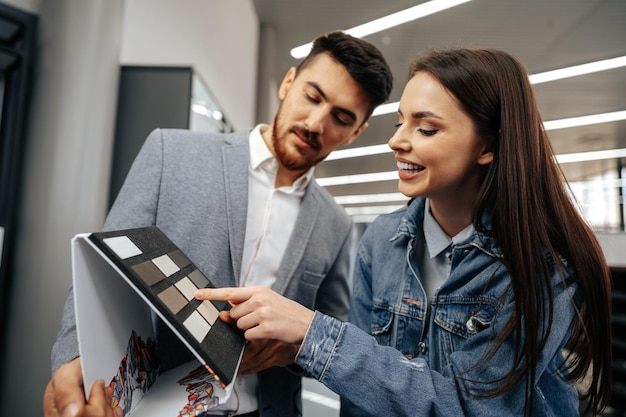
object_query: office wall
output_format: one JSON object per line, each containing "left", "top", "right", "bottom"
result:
{"left": 119, "top": 0, "right": 258, "bottom": 130}
{"left": 0, "top": 0, "right": 38, "bottom": 13}
{"left": 0, "top": 1, "right": 258, "bottom": 416}
{"left": 597, "top": 232, "right": 626, "bottom": 268}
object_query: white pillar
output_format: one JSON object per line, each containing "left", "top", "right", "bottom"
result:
{"left": 0, "top": 1, "right": 124, "bottom": 415}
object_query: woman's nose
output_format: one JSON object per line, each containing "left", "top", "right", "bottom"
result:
{"left": 388, "top": 126, "right": 409, "bottom": 151}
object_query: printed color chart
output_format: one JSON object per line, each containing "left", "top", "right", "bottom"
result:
{"left": 88, "top": 226, "right": 245, "bottom": 387}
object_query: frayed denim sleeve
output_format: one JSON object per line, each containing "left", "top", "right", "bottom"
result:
{"left": 296, "top": 311, "right": 343, "bottom": 380}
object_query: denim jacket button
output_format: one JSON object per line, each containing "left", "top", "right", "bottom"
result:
{"left": 466, "top": 316, "right": 476, "bottom": 332}
{"left": 418, "top": 342, "right": 426, "bottom": 353}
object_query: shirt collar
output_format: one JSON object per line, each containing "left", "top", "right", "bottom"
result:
{"left": 248, "top": 124, "right": 314, "bottom": 191}
{"left": 249, "top": 124, "right": 275, "bottom": 170}
{"left": 423, "top": 199, "right": 475, "bottom": 259}
{"left": 392, "top": 198, "right": 503, "bottom": 259}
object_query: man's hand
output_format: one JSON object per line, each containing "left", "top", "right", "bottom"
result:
{"left": 83, "top": 380, "right": 122, "bottom": 417}
{"left": 239, "top": 339, "right": 300, "bottom": 374}
{"left": 43, "top": 358, "right": 85, "bottom": 417}
{"left": 43, "top": 357, "right": 122, "bottom": 417}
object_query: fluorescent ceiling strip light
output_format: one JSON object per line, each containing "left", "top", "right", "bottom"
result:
{"left": 319, "top": 148, "right": 626, "bottom": 187}
{"left": 556, "top": 148, "right": 626, "bottom": 164}
{"left": 323, "top": 110, "right": 626, "bottom": 164}
{"left": 344, "top": 205, "right": 405, "bottom": 216}
{"left": 290, "top": 0, "right": 472, "bottom": 59}
{"left": 317, "top": 171, "right": 398, "bottom": 187}
{"left": 371, "top": 56, "right": 626, "bottom": 117}
{"left": 372, "top": 102, "right": 399, "bottom": 117}
{"left": 334, "top": 166, "right": 626, "bottom": 216}
{"left": 346, "top": 0, "right": 472, "bottom": 38}
{"left": 334, "top": 192, "right": 408, "bottom": 205}
{"left": 191, "top": 103, "right": 224, "bottom": 120}
{"left": 321, "top": 147, "right": 626, "bottom": 186}
{"left": 336, "top": 176, "right": 626, "bottom": 207}
{"left": 326, "top": 144, "right": 390, "bottom": 161}
{"left": 351, "top": 214, "right": 383, "bottom": 223}
{"left": 302, "top": 390, "right": 340, "bottom": 411}
{"left": 332, "top": 153, "right": 626, "bottom": 217}
{"left": 543, "top": 110, "right": 626, "bottom": 131}
{"left": 569, "top": 177, "right": 626, "bottom": 189}
{"left": 528, "top": 56, "right": 626, "bottom": 85}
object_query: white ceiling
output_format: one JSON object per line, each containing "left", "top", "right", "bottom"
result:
{"left": 253, "top": 0, "right": 626, "bottom": 221}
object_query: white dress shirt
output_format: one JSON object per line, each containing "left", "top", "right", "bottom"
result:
{"left": 211, "top": 124, "right": 313, "bottom": 415}
{"left": 240, "top": 124, "right": 313, "bottom": 288}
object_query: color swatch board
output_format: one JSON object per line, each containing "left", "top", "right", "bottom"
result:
{"left": 73, "top": 226, "right": 245, "bottom": 390}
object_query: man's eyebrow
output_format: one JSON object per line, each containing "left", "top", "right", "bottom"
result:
{"left": 307, "top": 81, "right": 358, "bottom": 123}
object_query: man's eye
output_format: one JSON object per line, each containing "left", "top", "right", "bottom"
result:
{"left": 418, "top": 128, "right": 438, "bottom": 136}
{"left": 306, "top": 93, "right": 321, "bottom": 103}
{"left": 334, "top": 115, "right": 350, "bottom": 126}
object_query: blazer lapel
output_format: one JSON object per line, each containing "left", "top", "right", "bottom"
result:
{"left": 221, "top": 133, "right": 250, "bottom": 284}
{"left": 272, "top": 184, "right": 320, "bottom": 295}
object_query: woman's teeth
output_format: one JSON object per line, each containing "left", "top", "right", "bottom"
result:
{"left": 397, "top": 161, "right": 424, "bottom": 172}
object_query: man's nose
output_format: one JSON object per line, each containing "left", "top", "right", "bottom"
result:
{"left": 305, "top": 107, "right": 327, "bottom": 134}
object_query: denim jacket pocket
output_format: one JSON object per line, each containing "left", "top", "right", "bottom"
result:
{"left": 370, "top": 300, "right": 424, "bottom": 355}
{"left": 432, "top": 298, "right": 498, "bottom": 360}
{"left": 370, "top": 303, "right": 394, "bottom": 346}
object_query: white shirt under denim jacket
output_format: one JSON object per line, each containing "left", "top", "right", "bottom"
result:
{"left": 295, "top": 197, "right": 581, "bottom": 416}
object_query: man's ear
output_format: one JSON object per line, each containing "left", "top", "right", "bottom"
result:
{"left": 278, "top": 67, "right": 297, "bottom": 100}
{"left": 343, "top": 121, "right": 369, "bottom": 146}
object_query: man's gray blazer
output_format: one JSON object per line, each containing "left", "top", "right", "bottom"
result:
{"left": 51, "top": 128, "right": 353, "bottom": 416}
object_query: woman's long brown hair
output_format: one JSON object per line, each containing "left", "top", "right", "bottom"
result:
{"left": 410, "top": 48, "right": 612, "bottom": 415}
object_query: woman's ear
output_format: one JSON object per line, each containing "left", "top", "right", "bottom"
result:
{"left": 278, "top": 67, "right": 297, "bottom": 100}
{"left": 477, "top": 144, "right": 494, "bottom": 166}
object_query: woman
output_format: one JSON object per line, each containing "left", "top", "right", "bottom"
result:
{"left": 195, "top": 47, "right": 612, "bottom": 416}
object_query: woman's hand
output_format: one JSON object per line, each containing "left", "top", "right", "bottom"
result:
{"left": 194, "top": 286, "right": 314, "bottom": 344}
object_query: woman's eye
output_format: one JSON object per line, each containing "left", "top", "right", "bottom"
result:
{"left": 418, "top": 128, "right": 438, "bottom": 136}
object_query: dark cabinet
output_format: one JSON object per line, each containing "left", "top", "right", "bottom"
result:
{"left": 110, "top": 66, "right": 232, "bottom": 207}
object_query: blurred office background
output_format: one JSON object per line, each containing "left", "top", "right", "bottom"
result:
{"left": 0, "top": 1, "right": 624, "bottom": 415}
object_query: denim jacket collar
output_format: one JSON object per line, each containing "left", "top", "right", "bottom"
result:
{"left": 390, "top": 197, "right": 504, "bottom": 259}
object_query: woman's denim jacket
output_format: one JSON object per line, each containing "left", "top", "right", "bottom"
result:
{"left": 295, "top": 198, "right": 580, "bottom": 416}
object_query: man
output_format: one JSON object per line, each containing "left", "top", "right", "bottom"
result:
{"left": 43, "top": 30, "right": 393, "bottom": 417}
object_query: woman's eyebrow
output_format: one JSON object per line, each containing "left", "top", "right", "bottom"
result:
{"left": 411, "top": 111, "right": 442, "bottom": 120}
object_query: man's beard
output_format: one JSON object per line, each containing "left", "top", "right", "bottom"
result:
{"left": 271, "top": 110, "right": 324, "bottom": 173}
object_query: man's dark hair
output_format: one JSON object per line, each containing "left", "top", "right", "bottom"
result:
{"left": 297, "top": 31, "right": 393, "bottom": 121}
